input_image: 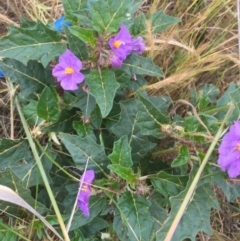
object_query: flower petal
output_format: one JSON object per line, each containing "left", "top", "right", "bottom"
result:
{"left": 218, "top": 121, "right": 240, "bottom": 178}
{"left": 52, "top": 49, "right": 84, "bottom": 90}
{"left": 77, "top": 170, "right": 95, "bottom": 217}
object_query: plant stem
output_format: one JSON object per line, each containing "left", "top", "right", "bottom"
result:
{"left": 13, "top": 89, "right": 70, "bottom": 241}
{"left": 164, "top": 103, "right": 234, "bottom": 241}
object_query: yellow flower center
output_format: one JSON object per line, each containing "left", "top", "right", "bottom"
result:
{"left": 237, "top": 143, "right": 240, "bottom": 151}
{"left": 113, "top": 40, "right": 123, "bottom": 49}
{"left": 81, "top": 185, "right": 88, "bottom": 192}
{"left": 64, "top": 67, "right": 74, "bottom": 74}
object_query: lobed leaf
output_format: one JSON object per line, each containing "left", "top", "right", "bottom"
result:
{"left": 90, "top": 0, "right": 134, "bottom": 33}
{"left": 151, "top": 171, "right": 188, "bottom": 199}
{"left": 37, "top": 86, "right": 60, "bottom": 122}
{"left": 0, "top": 139, "right": 53, "bottom": 188}
{"left": 0, "top": 59, "right": 54, "bottom": 101}
{"left": 68, "top": 26, "right": 96, "bottom": 47}
{"left": 64, "top": 26, "right": 88, "bottom": 60}
{"left": 121, "top": 54, "right": 164, "bottom": 77}
{"left": 171, "top": 145, "right": 190, "bottom": 167}
{"left": 108, "top": 136, "right": 132, "bottom": 167}
{"left": 137, "top": 93, "right": 170, "bottom": 138}
{"left": 113, "top": 192, "right": 154, "bottom": 241}
{"left": 85, "top": 70, "right": 120, "bottom": 118}
{"left": 111, "top": 99, "right": 156, "bottom": 163}
{"left": 0, "top": 21, "right": 66, "bottom": 67}
{"left": 150, "top": 10, "right": 180, "bottom": 33}
{"left": 159, "top": 175, "right": 219, "bottom": 241}
{"left": 74, "top": 89, "right": 96, "bottom": 119}
{"left": 59, "top": 133, "right": 109, "bottom": 173}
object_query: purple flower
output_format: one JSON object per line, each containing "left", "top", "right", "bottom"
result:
{"left": 52, "top": 49, "right": 85, "bottom": 91}
{"left": 132, "top": 36, "right": 146, "bottom": 55}
{"left": 108, "top": 24, "right": 133, "bottom": 60}
{"left": 110, "top": 54, "right": 123, "bottom": 68}
{"left": 217, "top": 121, "right": 240, "bottom": 178}
{"left": 78, "top": 170, "right": 95, "bottom": 217}
{"left": 108, "top": 24, "right": 146, "bottom": 68}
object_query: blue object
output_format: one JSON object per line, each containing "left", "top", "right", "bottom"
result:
{"left": 53, "top": 16, "right": 71, "bottom": 32}
{"left": 0, "top": 70, "right": 4, "bottom": 78}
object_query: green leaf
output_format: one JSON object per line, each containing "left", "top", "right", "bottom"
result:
{"left": 81, "top": 217, "right": 109, "bottom": 237}
{"left": 148, "top": 95, "right": 172, "bottom": 113}
{"left": 37, "top": 86, "right": 60, "bottom": 122}
{"left": 64, "top": 26, "right": 88, "bottom": 59}
{"left": 130, "top": 13, "right": 146, "bottom": 36}
{"left": 216, "top": 83, "right": 238, "bottom": 122}
{"left": 113, "top": 192, "right": 154, "bottom": 241}
{"left": 44, "top": 108, "right": 79, "bottom": 132}
{"left": 91, "top": 105, "right": 102, "bottom": 128}
{"left": 128, "top": 74, "right": 147, "bottom": 91}
{"left": 137, "top": 93, "right": 170, "bottom": 138}
{"left": 149, "top": 10, "right": 180, "bottom": 34}
{"left": 62, "top": 0, "right": 87, "bottom": 13}
{"left": 108, "top": 136, "right": 132, "bottom": 167}
{"left": 59, "top": 133, "right": 109, "bottom": 173}
{"left": 171, "top": 145, "right": 190, "bottom": 167}
{"left": 200, "top": 84, "right": 219, "bottom": 102}
{"left": 74, "top": 89, "right": 96, "bottom": 119}
{"left": 198, "top": 84, "right": 220, "bottom": 111}
{"left": 0, "top": 21, "right": 66, "bottom": 67}
{"left": 62, "top": 0, "right": 88, "bottom": 22}
{"left": 0, "top": 59, "right": 54, "bottom": 101}
{"left": 68, "top": 26, "right": 96, "bottom": 47}
{"left": 213, "top": 170, "right": 240, "bottom": 202}
{"left": 149, "top": 200, "right": 168, "bottom": 236}
{"left": 231, "top": 88, "right": 240, "bottom": 105}
{"left": 150, "top": 171, "right": 188, "bottom": 199}
{"left": 0, "top": 138, "right": 53, "bottom": 188}
{"left": 22, "top": 100, "right": 44, "bottom": 126}
{"left": 159, "top": 175, "right": 219, "bottom": 241}
{"left": 111, "top": 99, "right": 156, "bottom": 163}
{"left": 85, "top": 70, "right": 120, "bottom": 118}
{"left": 68, "top": 196, "right": 106, "bottom": 231}
{"left": 108, "top": 165, "right": 139, "bottom": 187}
{"left": 0, "top": 228, "right": 17, "bottom": 241}
{"left": 90, "top": 0, "right": 134, "bottom": 33}
{"left": 73, "top": 121, "right": 96, "bottom": 140}
{"left": 121, "top": 54, "right": 164, "bottom": 77}
{"left": 108, "top": 136, "right": 139, "bottom": 187}
{"left": 114, "top": 70, "right": 131, "bottom": 89}
{"left": 130, "top": 0, "right": 143, "bottom": 15}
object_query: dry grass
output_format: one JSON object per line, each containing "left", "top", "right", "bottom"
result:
{"left": 0, "top": 0, "right": 239, "bottom": 240}
{"left": 143, "top": 0, "right": 239, "bottom": 99}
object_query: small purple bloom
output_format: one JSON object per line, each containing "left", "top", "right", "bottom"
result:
{"left": 78, "top": 170, "right": 95, "bottom": 217}
{"left": 132, "top": 36, "right": 146, "bottom": 55}
{"left": 217, "top": 121, "right": 240, "bottom": 178}
{"left": 110, "top": 54, "right": 123, "bottom": 68}
{"left": 52, "top": 49, "right": 85, "bottom": 91}
{"left": 108, "top": 24, "right": 133, "bottom": 60}
{"left": 53, "top": 16, "right": 71, "bottom": 32}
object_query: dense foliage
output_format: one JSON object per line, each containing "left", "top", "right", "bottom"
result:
{"left": 0, "top": 0, "right": 240, "bottom": 240}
